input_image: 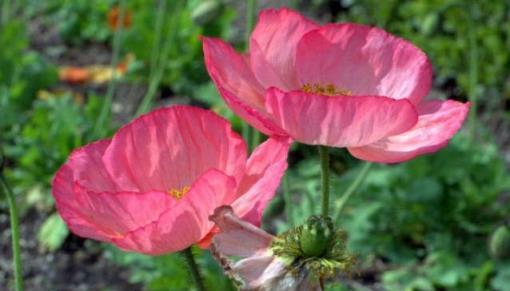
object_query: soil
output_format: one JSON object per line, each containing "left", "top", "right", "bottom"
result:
{"left": 0, "top": 205, "right": 141, "bottom": 291}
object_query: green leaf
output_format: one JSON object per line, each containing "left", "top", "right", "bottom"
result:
{"left": 38, "top": 213, "right": 69, "bottom": 251}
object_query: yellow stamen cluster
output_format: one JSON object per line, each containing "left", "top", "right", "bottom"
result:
{"left": 168, "top": 186, "right": 191, "bottom": 200}
{"left": 302, "top": 83, "right": 352, "bottom": 96}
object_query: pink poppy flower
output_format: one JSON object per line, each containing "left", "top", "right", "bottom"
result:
{"left": 202, "top": 8, "right": 469, "bottom": 163}
{"left": 52, "top": 106, "right": 289, "bottom": 255}
{"left": 210, "top": 206, "right": 321, "bottom": 290}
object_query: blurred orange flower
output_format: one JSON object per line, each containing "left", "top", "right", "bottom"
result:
{"left": 107, "top": 5, "right": 132, "bottom": 31}
{"left": 58, "top": 67, "right": 90, "bottom": 84}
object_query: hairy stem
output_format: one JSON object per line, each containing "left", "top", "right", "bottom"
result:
{"left": 181, "top": 247, "right": 206, "bottom": 291}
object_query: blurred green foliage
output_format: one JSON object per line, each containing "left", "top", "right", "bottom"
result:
{"left": 280, "top": 132, "right": 510, "bottom": 290}
{"left": 0, "top": 20, "right": 58, "bottom": 132}
{"left": 1, "top": 0, "right": 510, "bottom": 290}
{"left": 343, "top": 133, "right": 510, "bottom": 290}
{"left": 106, "top": 246, "right": 235, "bottom": 291}
{"left": 122, "top": 0, "right": 235, "bottom": 96}
{"left": 45, "top": 0, "right": 115, "bottom": 44}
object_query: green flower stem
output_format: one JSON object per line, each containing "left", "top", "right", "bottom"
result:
{"left": 181, "top": 247, "right": 206, "bottom": 291}
{"left": 246, "top": 0, "right": 257, "bottom": 41}
{"left": 136, "top": 0, "right": 184, "bottom": 116}
{"left": 243, "top": 0, "right": 261, "bottom": 151}
{"left": 93, "top": 0, "right": 126, "bottom": 137}
{"left": 1, "top": 0, "right": 12, "bottom": 25}
{"left": 319, "top": 146, "right": 330, "bottom": 217}
{"left": 149, "top": 0, "right": 167, "bottom": 81}
{"left": 0, "top": 174, "right": 23, "bottom": 291}
{"left": 334, "top": 162, "right": 372, "bottom": 221}
{"left": 467, "top": 3, "right": 479, "bottom": 138}
{"left": 242, "top": 123, "right": 252, "bottom": 151}
{"left": 250, "top": 129, "right": 261, "bottom": 151}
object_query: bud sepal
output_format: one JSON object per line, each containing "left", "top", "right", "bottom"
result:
{"left": 271, "top": 216, "right": 355, "bottom": 281}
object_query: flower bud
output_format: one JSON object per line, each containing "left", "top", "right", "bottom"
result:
{"left": 490, "top": 225, "right": 510, "bottom": 260}
{"left": 299, "top": 216, "right": 334, "bottom": 257}
{"left": 191, "top": 1, "right": 222, "bottom": 26}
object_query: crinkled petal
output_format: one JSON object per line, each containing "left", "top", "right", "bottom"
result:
{"left": 210, "top": 206, "right": 273, "bottom": 257}
{"left": 202, "top": 37, "right": 265, "bottom": 109}
{"left": 216, "top": 86, "right": 288, "bottom": 136}
{"left": 296, "top": 23, "right": 432, "bottom": 104}
{"left": 102, "top": 106, "right": 247, "bottom": 192}
{"left": 113, "top": 169, "right": 237, "bottom": 255}
{"left": 265, "top": 87, "right": 418, "bottom": 147}
{"left": 232, "top": 136, "right": 290, "bottom": 225}
{"left": 202, "top": 37, "right": 286, "bottom": 136}
{"left": 60, "top": 139, "right": 117, "bottom": 192}
{"left": 348, "top": 100, "right": 469, "bottom": 163}
{"left": 209, "top": 207, "right": 321, "bottom": 290}
{"left": 52, "top": 146, "right": 176, "bottom": 242}
{"left": 233, "top": 255, "right": 287, "bottom": 289}
{"left": 250, "top": 8, "right": 319, "bottom": 90}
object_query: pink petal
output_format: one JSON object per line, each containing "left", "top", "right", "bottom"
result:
{"left": 113, "top": 169, "right": 237, "bottom": 255}
{"left": 102, "top": 106, "right": 247, "bottom": 192}
{"left": 250, "top": 8, "right": 319, "bottom": 90}
{"left": 202, "top": 37, "right": 265, "bottom": 109}
{"left": 232, "top": 255, "right": 287, "bottom": 289}
{"left": 348, "top": 100, "right": 470, "bottom": 163}
{"left": 232, "top": 136, "right": 290, "bottom": 225}
{"left": 202, "top": 37, "right": 286, "bottom": 136}
{"left": 210, "top": 206, "right": 273, "bottom": 257}
{"left": 209, "top": 207, "right": 286, "bottom": 289}
{"left": 52, "top": 141, "right": 176, "bottom": 242}
{"left": 296, "top": 23, "right": 432, "bottom": 104}
{"left": 265, "top": 87, "right": 418, "bottom": 147}
{"left": 60, "top": 139, "right": 117, "bottom": 192}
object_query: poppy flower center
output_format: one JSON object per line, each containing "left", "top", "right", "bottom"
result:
{"left": 302, "top": 83, "right": 351, "bottom": 96}
{"left": 167, "top": 186, "right": 190, "bottom": 200}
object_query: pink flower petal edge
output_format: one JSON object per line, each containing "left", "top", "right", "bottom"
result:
{"left": 53, "top": 140, "right": 177, "bottom": 244}
{"left": 265, "top": 87, "right": 418, "bottom": 147}
{"left": 197, "top": 135, "right": 290, "bottom": 248}
{"left": 249, "top": 7, "right": 319, "bottom": 90}
{"left": 232, "top": 136, "right": 291, "bottom": 225}
{"left": 202, "top": 37, "right": 286, "bottom": 136}
{"left": 348, "top": 100, "right": 470, "bottom": 163}
{"left": 210, "top": 206, "right": 273, "bottom": 257}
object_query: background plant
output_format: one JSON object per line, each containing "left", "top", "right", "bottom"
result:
{"left": 1, "top": 0, "right": 510, "bottom": 290}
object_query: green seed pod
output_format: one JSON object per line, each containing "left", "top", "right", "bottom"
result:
{"left": 191, "top": 1, "right": 222, "bottom": 26}
{"left": 490, "top": 225, "right": 510, "bottom": 260}
{"left": 299, "top": 216, "right": 334, "bottom": 257}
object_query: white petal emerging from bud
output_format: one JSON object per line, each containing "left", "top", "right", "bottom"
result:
{"left": 209, "top": 206, "right": 321, "bottom": 291}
